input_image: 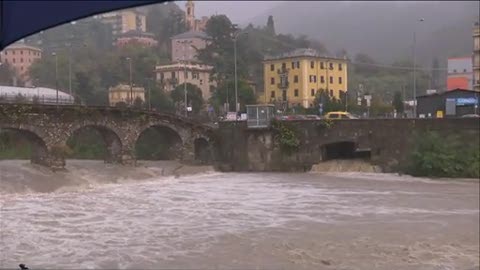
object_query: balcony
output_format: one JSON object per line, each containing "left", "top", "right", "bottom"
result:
{"left": 277, "top": 67, "right": 289, "bottom": 75}
{"left": 166, "top": 77, "right": 178, "bottom": 86}
{"left": 277, "top": 82, "right": 289, "bottom": 89}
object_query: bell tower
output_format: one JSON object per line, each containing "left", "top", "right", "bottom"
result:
{"left": 185, "top": 0, "right": 196, "bottom": 30}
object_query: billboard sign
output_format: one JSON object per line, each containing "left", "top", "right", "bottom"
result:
{"left": 456, "top": 97, "right": 478, "bottom": 106}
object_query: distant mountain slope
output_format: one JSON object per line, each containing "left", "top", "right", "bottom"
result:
{"left": 250, "top": 1, "right": 479, "bottom": 65}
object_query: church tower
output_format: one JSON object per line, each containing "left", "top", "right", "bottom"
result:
{"left": 185, "top": 0, "right": 196, "bottom": 30}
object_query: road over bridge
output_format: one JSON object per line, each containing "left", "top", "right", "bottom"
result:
{"left": 0, "top": 104, "right": 215, "bottom": 169}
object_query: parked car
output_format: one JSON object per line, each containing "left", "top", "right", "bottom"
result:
{"left": 461, "top": 114, "right": 480, "bottom": 118}
{"left": 325, "top": 111, "right": 359, "bottom": 119}
{"left": 304, "top": 114, "right": 322, "bottom": 120}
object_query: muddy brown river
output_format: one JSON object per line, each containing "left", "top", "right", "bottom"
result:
{"left": 0, "top": 161, "right": 478, "bottom": 269}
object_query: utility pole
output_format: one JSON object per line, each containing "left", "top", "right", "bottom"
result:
{"left": 52, "top": 52, "right": 58, "bottom": 104}
{"left": 126, "top": 57, "right": 133, "bottom": 106}
{"left": 413, "top": 18, "right": 425, "bottom": 117}
{"left": 68, "top": 44, "right": 72, "bottom": 96}
{"left": 233, "top": 30, "right": 248, "bottom": 113}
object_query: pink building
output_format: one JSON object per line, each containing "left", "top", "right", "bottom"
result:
{"left": 447, "top": 57, "right": 473, "bottom": 90}
{"left": 171, "top": 31, "right": 210, "bottom": 63}
{"left": 115, "top": 30, "right": 158, "bottom": 48}
{"left": 0, "top": 43, "right": 42, "bottom": 83}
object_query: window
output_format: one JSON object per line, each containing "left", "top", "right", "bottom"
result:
{"left": 271, "top": 77, "right": 275, "bottom": 85}
{"left": 311, "top": 89, "right": 315, "bottom": 96}
{"left": 296, "top": 61, "right": 300, "bottom": 68}
{"left": 200, "top": 79, "right": 203, "bottom": 85}
{"left": 294, "top": 75, "right": 298, "bottom": 83}
{"left": 20, "top": 58, "right": 23, "bottom": 63}
{"left": 339, "top": 63, "right": 343, "bottom": 71}
{"left": 314, "top": 75, "right": 317, "bottom": 83}
{"left": 20, "top": 66, "right": 23, "bottom": 71}
{"left": 320, "top": 62, "right": 324, "bottom": 69}
{"left": 330, "top": 89, "right": 333, "bottom": 96}
{"left": 291, "top": 62, "right": 295, "bottom": 69}
{"left": 280, "top": 75, "right": 288, "bottom": 88}
{"left": 453, "top": 69, "right": 457, "bottom": 73}
{"left": 13, "top": 58, "right": 15, "bottom": 63}
{"left": 338, "top": 77, "right": 342, "bottom": 84}
{"left": 310, "top": 61, "right": 314, "bottom": 68}
{"left": 329, "top": 76, "right": 333, "bottom": 84}
{"left": 271, "top": 91, "right": 275, "bottom": 98}
{"left": 185, "top": 71, "right": 188, "bottom": 79}
{"left": 28, "top": 51, "right": 31, "bottom": 55}
{"left": 329, "top": 63, "right": 334, "bottom": 70}
{"left": 294, "top": 89, "right": 299, "bottom": 97}
{"left": 463, "top": 69, "right": 467, "bottom": 72}
{"left": 329, "top": 113, "right": 339, "bottom": 119}
{"left": 282, "top": 62, "right": 286, "bottom": 69}
{"left": 171, "top": 72, "right": 176, "bottom": 79}
{"left": 270, "top": 64, "right": 274, "bottom": 71}
{"left": 20, "top": 50, "right": 23, "bottom": 55}
{"left": 12, "top": 51, "right": 15, "bottom": 55}
{"left": 321, "top": 76, "right": 325, "bottom": 83}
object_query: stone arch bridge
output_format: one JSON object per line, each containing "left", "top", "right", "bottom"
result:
{"left": 0, "top": 104, "right": 215, "bottom": 169}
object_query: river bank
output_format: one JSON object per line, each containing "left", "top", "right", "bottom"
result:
{"left": 0, "top": 160, "right": 214, "bottom": 194}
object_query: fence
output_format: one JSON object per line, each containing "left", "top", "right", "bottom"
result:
{"left": 0, "top": 94, "right": 75, "bottom": 105}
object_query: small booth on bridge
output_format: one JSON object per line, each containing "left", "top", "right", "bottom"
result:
{"left": 246, "top": 104, "right": 275, "bottom": 128}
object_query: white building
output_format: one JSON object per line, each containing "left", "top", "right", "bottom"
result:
{"left": 155, "top": 62, "right": 215, "bottom": 100}
{"left": 0, "top": 85, "right": 74, "bottom": 104}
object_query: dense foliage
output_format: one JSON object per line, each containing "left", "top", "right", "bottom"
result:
{"left": 271, "top": 120, "right": 300, "bottom": 154}
{"left": 407, "top": 131, "right": 480, "bottom": 178}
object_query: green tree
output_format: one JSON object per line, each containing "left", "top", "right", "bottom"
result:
{"left": 210, "top": 79, "right": 256, "bottom": 113}
{"left": 392, "top": 91, "right": 404, "bottom": 113}
{"left": 149, "top": 82, "right": 175, "bottom": 113}
{"left": 266, "top": 15, "right": 276, "bottom": 35}
{"left": 313, "top": 89, "right": 344, "bottom": 114}
{"left": 431, "top": 57, "right": 440, "bottom": 90}
{"left": 407, "top": 132, "right": 480, "bottom": 178}
{"left": 0, "top": 63, "right": 15, "bottom": 86}
{"left": 133, "top": 96, "right": 144, "bottom": 109}
{"left": 171, "top": 83, "right": 204, "bottom": 114}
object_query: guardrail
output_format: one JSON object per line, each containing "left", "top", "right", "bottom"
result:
{"left": 0, "top": 95, "right": 74, "bottom": 105}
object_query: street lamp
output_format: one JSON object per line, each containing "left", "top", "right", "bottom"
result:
{"left": 126, "top": 57, "right": 133, "bottom": 106}
{"left": 413, "top": 18, "right": 425, "bottom": 117}
{"left": 52, "top": 52, "right": 58, "bottom": 104}
{"left": 233, "top": 30, "right": 248, "bottom": 113}
{"left": 66, "top": 41, "right": 73, "bottom": 96}
{"left": 177, "top": 40, "right": 192, "bottom": 117}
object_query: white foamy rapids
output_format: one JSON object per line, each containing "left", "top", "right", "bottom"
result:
{"left": 0, "top": 172, "right": 478, "bottom": 269}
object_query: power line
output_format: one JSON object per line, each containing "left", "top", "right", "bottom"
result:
{"left": 350, "top": 61, "right": 448, "bottom": 71}
{"left": 247, "top": 28, "right": 449, "bottom": 71}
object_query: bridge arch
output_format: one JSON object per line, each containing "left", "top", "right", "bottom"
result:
{"left": 0, "top": 126, "right": 50, "bottom": 166}
{"left": 135, "top": 123, "right": 185, "bottom": 160}
{"left": 66, "top": 123, "right": 123, "bottom": 163}
{"left": 320, "top": 140, "right": 357, "bottom": 161}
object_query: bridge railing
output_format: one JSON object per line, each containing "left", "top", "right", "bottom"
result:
{"left": 0, "top": 94, "right": 74, "bottom": 105}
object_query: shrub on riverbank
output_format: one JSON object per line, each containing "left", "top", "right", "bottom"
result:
{"left": 406, "top": 131, "right": 479, "bottom": 178}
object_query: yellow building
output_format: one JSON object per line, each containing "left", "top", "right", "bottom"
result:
{"left": 261, "top": 48, "right": 348, "bottom": 108}
{"left": 108, "top": 84, "right": 145, "bottom": 106}
{"left": 98, "top": 9, "right": 146, "bottom": 36}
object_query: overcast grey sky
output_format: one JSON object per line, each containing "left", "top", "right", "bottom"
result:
{"left": 175, "top": 1, "right": 283, "bottom": 25}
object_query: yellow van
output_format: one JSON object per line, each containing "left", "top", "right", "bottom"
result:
{"left": 325, "top": 111, "right": 359, "bottom": 119}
